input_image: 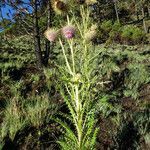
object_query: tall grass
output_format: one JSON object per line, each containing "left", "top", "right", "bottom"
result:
{"left": 0, "top": 81, "right": 58, "bottom": 143}
{"left": 0, "top": 97, "right": 26, "bottom": 140}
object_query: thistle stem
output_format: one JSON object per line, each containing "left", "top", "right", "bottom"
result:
{"left": 68, "top": 39, "right": 75, "bottom": 74}
{"left": 59, "top": 39, "right": 73, "bottom": 75}
{"left": 75, "top": 85, "right": 82, "bottom": 149}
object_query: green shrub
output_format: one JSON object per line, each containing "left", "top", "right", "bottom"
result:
{"left": 131, "top": 27, "right": 145, "bottom": 42}
{"left": 112, "top": 21, "right": 122, "bottom": 32}
{"left": 124, "top": 63, "right": 150, "bottom": 99}
{"left": 121, "top": 25, "right": 145, "bottom": 43}
{"left": 101, "top": 20, "right": 113, "bottom": 32}
{"left": 121, "top": 25, "right": 133, "bottom": 39}
{"left": 30, "top": 74, "right": 40, "bottom": 82}
{"left": 108, "top": 21, "right": 122, "bottom": 43}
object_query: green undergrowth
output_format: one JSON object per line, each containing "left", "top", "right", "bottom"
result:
{"left": 100, "top": 21, "right": 147, "bottom": 45}
{"left": 0, "top": 40, "right": 150, "bottom": 149}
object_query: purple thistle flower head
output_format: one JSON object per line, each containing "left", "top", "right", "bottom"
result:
{"left": 62, "top": 25, "right": 75, "bottom": 39}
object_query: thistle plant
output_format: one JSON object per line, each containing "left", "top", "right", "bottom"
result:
{"left": 45, "top": 4, "right": 100, "bottom": 149}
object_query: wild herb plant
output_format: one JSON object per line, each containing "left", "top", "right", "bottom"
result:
{"left": 44, "top": 3, "right": 101, "bottom": 149}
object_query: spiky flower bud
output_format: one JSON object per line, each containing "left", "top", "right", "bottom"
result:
{"left": 44, "top": 28, "right": 58, "bottom": 42}
{"left": 84, "top": 24, "right": 97, "bottom": 41}
{"left": 52, "top": 0, "right": 68, "bottom": 15}
{"left": 62, "top": 25, "right": 76, "bottom": 39}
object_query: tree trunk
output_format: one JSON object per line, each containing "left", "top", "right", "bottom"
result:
{"left": 148, "top": 7, "right": 150, "bottom": 17}
{"left": 44, "top": 0, "right": 53, "bottom": 66}
{"left": 33, "top": 0, "right": 43, "bottom": 68}
{"left": 114, "top": 1, "right": 120, "bottom": 23}
{"left": 142, "top": 7, "right": 147, "bottom": 33}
